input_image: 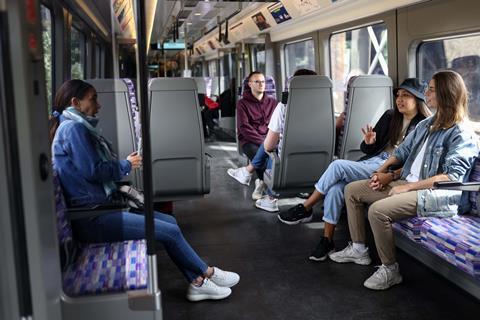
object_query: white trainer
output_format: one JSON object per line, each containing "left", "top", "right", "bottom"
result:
{"left": 227, "top": 167, "right": 252, "bottom": 186}
{"left": 255, "top": 196, "right": 279, "bottom": 212}
{"left": 186, "top": 278, "right": 232, "bottom": 302}
{"left": 210, "top": 267, "right": 240, "bottom": 288}
{"left": 329, "top": 242, "right": 372, "bottom": 265}
{"left": 252, "top": 179, "right": 267, "bottom": 200}
{"left": 363, "top": 263, "right": 403, "bottom": 290}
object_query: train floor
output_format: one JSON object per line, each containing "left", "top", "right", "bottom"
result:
{"left": 157, "top": 139, "right": 480, "bottom": 320}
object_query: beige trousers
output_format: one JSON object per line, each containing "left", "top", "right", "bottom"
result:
{"left": 344, "top": 179, "right": 418, "bottom": 265}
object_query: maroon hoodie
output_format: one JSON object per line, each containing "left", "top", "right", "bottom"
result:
{"left": 237, "top": 90, "right": 277, "bottom": 146}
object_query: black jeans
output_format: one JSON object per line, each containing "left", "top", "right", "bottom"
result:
{"left": 242, "top": 143, "right": 264, "bottom": 180}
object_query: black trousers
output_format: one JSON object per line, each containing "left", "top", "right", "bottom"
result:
{"left": 241, "top": 143, "right": 264, "bottom": 180}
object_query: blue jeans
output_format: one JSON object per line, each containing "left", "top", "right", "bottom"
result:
{"left": 72, "top": 211, "right": 208, "bottom": 282}
{"left": 251, "top": 144, "right": 277, "bottom": 196}
{"left": 315, "top": 153, "right": 389, "bottom": 225}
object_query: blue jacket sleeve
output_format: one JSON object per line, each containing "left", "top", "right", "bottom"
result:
{"left": 442, "top": 127, "right": 478, "bottom": 181}
{"left": 66, "top": 123, "right": 130, "bottom": 182}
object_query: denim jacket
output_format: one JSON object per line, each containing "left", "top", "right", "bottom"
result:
{"left": 393, "top": 116, "right": 478, "bottom": 217}
{"left": 52, "top": 116, "right": 131, "bottom": 207}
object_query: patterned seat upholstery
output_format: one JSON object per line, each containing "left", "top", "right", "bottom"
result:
{"left": 392, "top": 217, "right": 426, "bottom": 242}
{"left": 420, "top": 216, "right": 480, "bottom": 277}
{"left": 53, "top": 172, "right": 148, "bottom": 296}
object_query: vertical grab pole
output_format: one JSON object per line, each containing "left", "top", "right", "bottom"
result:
{"left": 134, "top": 0, "right": 158, "bottom": 295}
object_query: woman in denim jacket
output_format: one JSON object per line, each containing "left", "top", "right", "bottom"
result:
{"left": 50, "top": 80, "right": 239, "bottom": 301}
{"left": 330, "top": 71, "right": 479, "bottom": 291}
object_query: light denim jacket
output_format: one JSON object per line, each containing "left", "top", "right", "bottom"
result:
{"left": 393, "top": 116, "right": 479, "bottom": 217}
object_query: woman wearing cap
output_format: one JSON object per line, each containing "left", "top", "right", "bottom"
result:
{"left": 279, "top": 78, "right": 432, "bottom": 261}
{"left": 330, "top": 70, "right": 478, "bottom": 290}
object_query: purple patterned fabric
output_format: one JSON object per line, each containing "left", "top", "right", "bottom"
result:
{"left": 392, "top": 217, "right": 426, "bottom": 242}
{"left": 420, "top": 216, "right": 480, "bottom": 278}
{"left": 63, "top": 240, "right": 148, "bottom": 295}
{"left": 53, "top": 171, "right": 72, "bottom": 244}
{"left": 122, "top": 79, "right": 141, "bottom": 148}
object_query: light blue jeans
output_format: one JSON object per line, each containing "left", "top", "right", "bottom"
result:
{"left": 315, "top": 152, "right": 389, "bottom": 225}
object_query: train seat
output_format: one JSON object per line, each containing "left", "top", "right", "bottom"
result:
{"left": 336, "top": 75, "right": 393, "bottom": 160}
{"left": 263, "top": 75, "right": 335, "bottom": 194}
{"left": 53, "top": 172, "right": 147, "bottom": 296}
{"left": 149, "top": 78, "right": 210, "bottom": 201}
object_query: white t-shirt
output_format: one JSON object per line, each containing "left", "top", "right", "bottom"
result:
{"left": 268, "top": 102, "right": 286, "bottom": 156}
{"left": 406, "top": 137, "right": 429, "bottom": 183}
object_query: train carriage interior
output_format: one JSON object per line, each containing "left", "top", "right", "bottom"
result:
{"left": 1, "top": 0, "right": 480, "bottom": 319}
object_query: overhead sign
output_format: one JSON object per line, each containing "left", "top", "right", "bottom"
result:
{"left": 112, "top": 0, "right": 133, "bottom": 32}
{"left": 268, "top": 2, "right": 291, "bottom": 25}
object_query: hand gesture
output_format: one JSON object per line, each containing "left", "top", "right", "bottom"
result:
{"left": 127, "top": 151, "right": 142, "bottom": 169}
{"left": 361, "top": 124, "right": 376, "bottom": 145}
{"left": 369, "top": 172, "right": 393, "bottom": 191}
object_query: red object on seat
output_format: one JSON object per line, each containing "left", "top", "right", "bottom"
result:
{"left": 205, "top": 96, "right": 219, "bottom": 110}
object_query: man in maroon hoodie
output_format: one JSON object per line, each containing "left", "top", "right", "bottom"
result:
{"left": 232, "top": 71, "right": 277, "bottom": 185}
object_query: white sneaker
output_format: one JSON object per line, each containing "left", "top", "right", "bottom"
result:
{"left": 210, "top": 267, "right": 240, "bottom": 288}
{"left": 364, "top": 263, "right": 403, "bottom": 290}
{"left": 329, "top": 242, "right": 371, "bottom": 265}
{"left": 252, "top": 179, "right": 267, "bottom": 200}
{"left": 255, "top": 196, "right": 279, "bottom": 212}
{"left": 227, "top": 167, "right": 252, "bottom": 186}
{"left": 186, "top": 278, "right": 232, "bottom": 302}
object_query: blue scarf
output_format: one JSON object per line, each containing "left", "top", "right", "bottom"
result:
{"left": 62, "top": 107, "right": 117, "bottom": 197}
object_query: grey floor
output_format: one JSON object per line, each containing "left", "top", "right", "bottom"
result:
{"left": 157, "top": 140, "right": 480, "bottom": 320}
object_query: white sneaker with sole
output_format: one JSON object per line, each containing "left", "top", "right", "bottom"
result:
{"left": 186, "top": 278, "right": 232, "bottom": 302}
{"left": 363, "top": 263, "right": 403, "bottom": 290}
{"left": 227, "top": 167, "right": 252, "bottom": 186}
{"left": 210, "top": 267, "right": 240, "bottom": 288}
{"left": 252, "top": 179, "right": 267, "bottom": 200}
{"left": 329, "top": 242, "right": 372, "bottom": 265}
{"left": 255, "top": 196, "right": 279, "bottom": 212}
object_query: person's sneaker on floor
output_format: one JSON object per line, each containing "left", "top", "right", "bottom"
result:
{"left": 252, "top": 179, "right": 267, "bottom": 200}
{"left": 227, "top": 167, "right": 252, "bottom": 186}
{"left": 363, "top": 263, "right": 403, "bottom": 290}
{"left": 277, "top": 204, "right": 313, "bottom": 225}
{"left": 309, "top": 237, "right": 335, "bottom": 261}
{"left": 255, "top": 195, "right": 279, "bottom": 212}
{"left": 209, "top": 267, "right": 240, "bottom": 288}
{"left": 329, "top": 242, "right": 371, "bottom": 265}
{"left": 186, "top": 278, "right": 232, "bottom": 302}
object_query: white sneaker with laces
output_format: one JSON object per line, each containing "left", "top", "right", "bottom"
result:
{"left": 363, "top": 263, "right": 403, "bottom": 290}
{"left": 210, "top": 267, "right": 240, "bottom": 288}
{"left": 329, "top": 242, "right": 371, "bottom": 265}
{"left": 252, "top": 179, "right": 267, "bottom": 200}
{"left": 186, "top": 278, "right": 232, "bottom": 302}
{"left": 227, "top": 167, "right": 252, "bottom": 186}
{"left": 255, "top": 196, "right": 279, "bottom": 212}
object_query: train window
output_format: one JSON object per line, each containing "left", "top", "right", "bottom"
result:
{"left": 330, "top": 23, "right": 388, "bottom": 113}
{"left": 192, "top": 62, "right": 203, "bottom": 77}
{"left": 94, "top": 43, "right": 101, "bottom": 78}
{"left": 40, "top": 5, "right": 53, "bottom": 111}
{"left": 284, "top": 39, "right": 315, "bottom": 83}
{"left": 71, "top": 26, "right": 85, "bottom": 79}
{"left": 251, "top": 43, "right": 266, "bottom": 74}
{"left": 208, "top": 59, "right": 217, "bottom": 77}
{"left": 417, "top": 34, "right": 480, "bottom": 122}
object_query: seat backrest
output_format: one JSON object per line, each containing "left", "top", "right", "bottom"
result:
{"left": 86, "top": 79, "right": 142, "bottom": 187}
{"left": 148, "top": 78, "right": 210, "bottom": 200}
{"left": 338, "top": 75, "right": 393, "bottom": 160}
{"left": 275, "top": 75, "right": 335, "bottom": 190}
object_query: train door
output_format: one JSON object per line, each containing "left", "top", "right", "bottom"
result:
{"left": 0, "top": 1, "right": 62, "bottom": 319}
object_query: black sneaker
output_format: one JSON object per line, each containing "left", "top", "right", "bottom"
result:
{"left": 309, "top": 237, "right": 335, "bottom": 262}
{"left": 277, "top": 204, "right": 313, "bottom": 225}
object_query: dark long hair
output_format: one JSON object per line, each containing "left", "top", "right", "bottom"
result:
{"left": 430, "top": 70, "right": 468, "bottom": 131}
{"left": 48, "top": 79, "right": 94, "bottom": 144}
{"left": 389, "top": 96, "right": 431, "bottom": 146}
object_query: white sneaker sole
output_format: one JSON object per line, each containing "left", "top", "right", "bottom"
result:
{"left": 277, "top": 214, "right": 313, "bottom": 225}
{"left": 255, "top": 203, "right": 279, "bottom": 212}
{"left": 364, "top": 276, "right": 403, "bottom": 290}
{"left": 186, "top": 291, "right": 232, "bottom": 302}
{"left": 227, "top": 170, "right": 250, "bottom": 186}
{"left": 329, "top": 254, "right": 371, "bottom": 265}
{"left": 309, "top": 249, "right": 335, "bottom": 262}
{"left": 252, "top": 192, "right": 263, "bottom": 200}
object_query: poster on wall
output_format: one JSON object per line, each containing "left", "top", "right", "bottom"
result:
{"left": 291, "top": 0, "right": 321, "bottom": 15}
{"left": 268, "top": 2, "right": 291, "bottom": 24}
{"left": 251, "top": 12, "right": 271, "bottom": 31}
{"left": 112, "top": 0, "right": 133, "bottom": 32}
